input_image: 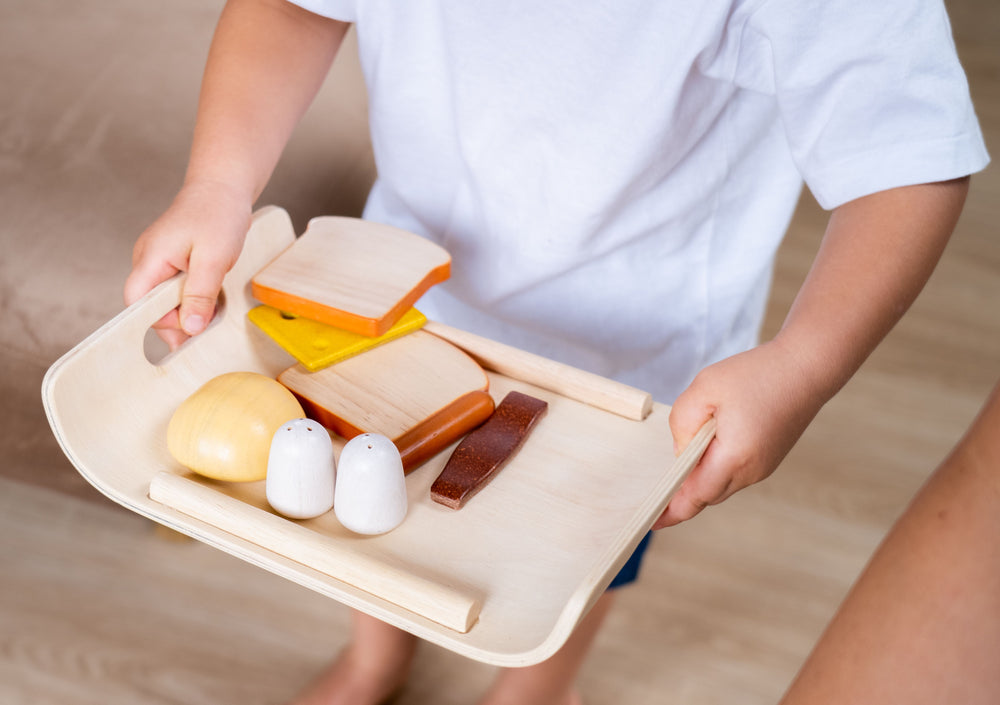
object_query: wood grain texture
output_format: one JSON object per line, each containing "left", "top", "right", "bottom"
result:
{"left": 251, "top": 216, "right": 451, "bottom": 336}
{"left": 424, "top": 321, "right": 654, "bottom": 421}
{"left": 148, "top": 471, "right": 483, "bottom": 633}
{"left": 166, "top": 371, "right": 306, "bottom": 482}
{"left": 277, "top": 330, "right": 490, "bottom": 446}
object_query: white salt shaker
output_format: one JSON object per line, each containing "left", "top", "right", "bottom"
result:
{"left": 266, "top": 418, "right": 336, "bottom": 519}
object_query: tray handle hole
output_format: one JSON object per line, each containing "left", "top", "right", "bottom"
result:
{"left": 142, "top": 291, "right": 228, "bottom": 366}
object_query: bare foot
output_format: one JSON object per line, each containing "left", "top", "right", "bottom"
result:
{"left": 288, "top": 645, "right": 411, "bottom": 705}
{"left": 288, "top": 611, "right": 418, "bottom": 705}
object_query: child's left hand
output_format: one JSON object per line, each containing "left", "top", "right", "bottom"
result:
{"left": 653, "top": 338, "right": 828, "bottom": 528}
{"left": 654, "top": 177, "right": 971, "bottom": 529}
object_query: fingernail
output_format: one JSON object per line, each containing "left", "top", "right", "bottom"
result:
{"left": 183, "top": 314, "right": 206, "bottom": 335}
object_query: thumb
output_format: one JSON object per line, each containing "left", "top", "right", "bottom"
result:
{"left": 178, "top": 253, "right": 227, "bottom": 336}
{"left": 657, "top": 386, "right": 721, "bottom": 529}
{"left": 668, "top": 381, "right": 716, "bottom": 457}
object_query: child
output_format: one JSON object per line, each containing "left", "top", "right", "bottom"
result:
{"left": 124, "top": 1, "right": 988, "bottom": 703}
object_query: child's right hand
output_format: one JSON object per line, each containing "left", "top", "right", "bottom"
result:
{"left": 123, "top": 182, "right": 252, "bottom": 350}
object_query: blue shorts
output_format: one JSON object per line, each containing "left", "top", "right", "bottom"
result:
{"left": 608, "top": 531, "right": 652, "bottom": 589}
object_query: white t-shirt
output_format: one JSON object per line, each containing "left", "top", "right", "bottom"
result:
{"left": 290, "top": 0, "right": 988, "bottom": 402}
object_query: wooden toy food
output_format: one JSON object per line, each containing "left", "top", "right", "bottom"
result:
{"left": 251, "top": 216, "right": 451, "bottom": 336}
{"left": 265, "top": 418, "right": 337, "bottom": 519}
{"left": 167, "top": 371, "right": 305, "bottom": 482}
{"left": 278, "top": 330, "right": 494, "bottom": 472}
{"left": 431, "top": 391, "right": 548, "bottom": 509}
{"left": 247, "top": 305, "right": 428, "bottom": 372}
{"left": 335, "top": 433, "right": 408, "bottom": 535}
{"left": 391, "top": 390, "right": 495, "bottom": 470}
{"left": 44, "top": 206, "right": 719, "bottom": 665}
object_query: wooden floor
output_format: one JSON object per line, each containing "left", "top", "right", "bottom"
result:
{"left": 1, "top": 1, "right": 997, "bottom": 703}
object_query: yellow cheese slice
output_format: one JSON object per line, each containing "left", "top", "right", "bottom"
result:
{"left": 248, "top": 305, "right": 427, "bottom": 371}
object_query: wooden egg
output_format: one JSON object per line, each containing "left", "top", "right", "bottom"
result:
{"left": 334, "top": 433, "right": 408, "bottom": 535}
{"left": 167, "top": 371, "right": 305, "bottom": 482}
{"left": 266, "top": 418, "right": 336, "bottom": 519}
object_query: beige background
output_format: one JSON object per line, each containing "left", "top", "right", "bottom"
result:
{"left": 1, "top": 1, "right": 997, "bottom": 703}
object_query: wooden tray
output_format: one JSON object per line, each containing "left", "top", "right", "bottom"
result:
{"left": 42, "top": 206, "right": 714, "bottom": 666}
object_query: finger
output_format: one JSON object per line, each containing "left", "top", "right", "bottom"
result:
{"left": 654, "top": 483, "right": 718, "bottom": 528}
{"left": 159, "top": 327, "right": 190, "bottom": 352}
{"left": 151, "top": 309, "right": 189, "bottom": 351}
{"left": 668, "top": 383, "right": 716, "bottom": 456}
{"left": 124, "top": 254, "right": 180, "bottom": 307}
{"left": 652, "top": 441, "right": 732, "bottom": 529}
{"left": 178, "top": 251, "right": 228, "bottom": 336}
{"left": 653, "top": 499, "right": 703, "bottom": 529}
{"left": 151, "top": 308, "right": 181, "bottom": 332}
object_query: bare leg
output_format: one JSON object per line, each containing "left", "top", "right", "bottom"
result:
{"left": 289, "top": 610, "right": 418, "bottom": 705}
{"left": 477, "top": 590, "right": 617, "bottom": 705}
{"left": 780, "top": 381, "right": 1000, "bottom": 704}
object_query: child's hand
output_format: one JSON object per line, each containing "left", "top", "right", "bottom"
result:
{"left": 653, "top": 339, "right": 827, "bottom": 528}
{"left": 654, "top": 179, "right": 971, "bottom": 529}
{"left": 123, "top": 183, "right": 252, "bottom": 350}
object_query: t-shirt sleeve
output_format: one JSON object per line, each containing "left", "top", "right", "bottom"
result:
{"left": 284, "top": 0, "right": 356, "bottom": 22}
{"left": 744, "top": 0, "right": 989, "bottom": 209}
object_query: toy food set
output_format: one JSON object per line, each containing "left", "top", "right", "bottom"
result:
{"left": 42, "top": 206, "right": 715, "bottom": 666}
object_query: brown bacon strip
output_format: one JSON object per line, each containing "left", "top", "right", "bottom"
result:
{"left": 430, "top": 391, "right": 548, "bottom": 509}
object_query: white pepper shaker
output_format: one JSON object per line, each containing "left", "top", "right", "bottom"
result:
{"left": 335, "top": 433, "right": 408, "bottom": 534}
